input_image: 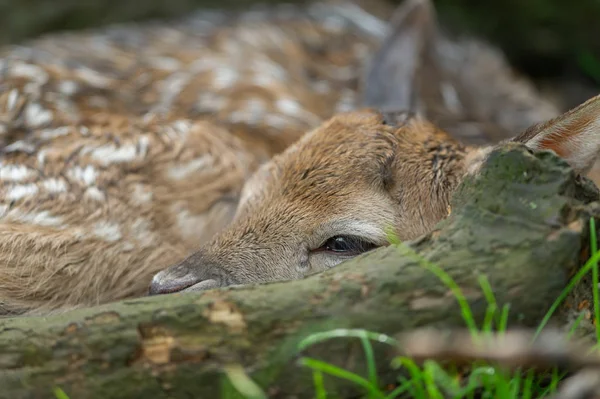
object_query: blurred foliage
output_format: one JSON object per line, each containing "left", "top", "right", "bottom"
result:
{"left": 431, "top": 0, "right": 600, "bottom": 84}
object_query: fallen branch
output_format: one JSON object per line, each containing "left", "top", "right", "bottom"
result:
{"left": 0, "top": 144, "right": 597, "bottom": 398}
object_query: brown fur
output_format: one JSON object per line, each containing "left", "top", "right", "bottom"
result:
{"left": 0, "top": 0, "right": 597, "bottom": 314}
{"left": 149, "top": 0, "right": 600, "bottom": 296}
{"left": 150, "top": 110, "right": 470, "bottom": 291}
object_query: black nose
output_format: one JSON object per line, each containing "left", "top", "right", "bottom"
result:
{"left": 149, "top": 251, "right": 226, "bottom": 295}
{"left": 148, "top": 271, "right": 200, "bottom": 295}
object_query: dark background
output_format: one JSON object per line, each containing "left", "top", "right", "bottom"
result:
{"left": 1, "top": 0, "right": 598, "bottom": 105}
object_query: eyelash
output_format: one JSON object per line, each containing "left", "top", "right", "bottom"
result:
{"left": 312, "top": 235, "right": 378, "bottom": 256}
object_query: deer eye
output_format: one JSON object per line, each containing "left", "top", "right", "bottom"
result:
{"left": 315, "top": 236, "right": 377, "bottom": 256}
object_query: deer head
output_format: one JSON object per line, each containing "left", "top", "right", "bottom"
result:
{"left": 149, "top": 0, "right": 600, "bottom": 295}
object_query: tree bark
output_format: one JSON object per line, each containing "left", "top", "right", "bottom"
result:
{"left": 0, "top": 144, "right": 597, "bottom": 399}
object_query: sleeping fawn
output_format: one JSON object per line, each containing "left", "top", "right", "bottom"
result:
{"left": 0, "top": 0, "right": 597, "bottom": 315}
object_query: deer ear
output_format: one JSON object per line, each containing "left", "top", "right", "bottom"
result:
{"left": 512, "top": 94, "right": 600, "bottom": 175}
{"left": 362, "top": 0, "right": 438, "bottom": 113}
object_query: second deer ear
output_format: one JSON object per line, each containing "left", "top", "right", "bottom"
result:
{"left": 361, "top": 0, "right": 438, "bottom": 113}
{"left": 512, "top": 94, "right": 600, "bottom": 175}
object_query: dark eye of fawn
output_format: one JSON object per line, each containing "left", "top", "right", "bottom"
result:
{"left": 317, "top": 236, "right": 377, "bottom": 255}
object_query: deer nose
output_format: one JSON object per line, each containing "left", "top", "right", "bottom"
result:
{"left": 148, "top": 269, "right": 220, "bottom": 295}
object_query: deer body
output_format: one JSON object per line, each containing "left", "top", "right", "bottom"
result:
{"left": 0, "top": 0, "right": 597, "bottom": 315}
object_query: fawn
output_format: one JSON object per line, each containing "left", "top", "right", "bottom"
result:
{"left": 0, "top": 0, "right": 596, "bottom": 315}
{"left": 149, "top": 0, "right": 600, "bottom": 295}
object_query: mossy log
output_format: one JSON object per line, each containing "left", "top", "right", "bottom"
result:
{"left": 0, "top": 144, "right": 597, "bottom": 399}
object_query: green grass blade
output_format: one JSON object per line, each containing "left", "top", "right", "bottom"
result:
{"left": 223, "top": 364, "right": 267, "bottom": 399}
{"left": 360, "top": 333, "right": 379, "bottom": 391}
{"left": 589, "top": 217, "right": 600, "bottom": 344}
{"left": 392, "top": 357, "right": 427, "bottom": 399}
{"left": 567, "top": 312, "right": 587, "bottom": 339}
{"left": 508, "top": 370, "right": 521, "bottom": 398}
{"left": 459, "top": 366, "right": 496, "bottom": 397}
{"left": 493, "top": 369, "right": 511, "bottom": 399}
{"left": 481, "top": 303, "right": 497, "bottom": 335}
{"left": 534, "top": 250, "right": 600, "bottom": 341}
{"left": 547, "top": 368, "right": 561, "bottom": 396}
{"left": 478, "top": 275, "right": 498, "bottom": 334}
{"left": 498, "top": 304, "right": 511, "bottom": 333}
{"left": 53, "top": 388, "right": 70, "bottom": 399}
{"left": 395, "top": 243, "right": 478, "bottom": 337}
{"left": 423, "top": 361, "right": 462, "bottom": 398}
{"left": 297, "top": 329, "right": 398, "bottom": 352}
{"left": 298, "top": 357, "right": 385, "bottom": 399}
{"left": 391, "top": 376, "right": 417, "bottom": 399}
{"left": 422, "top": 361, "right": 444, "bottom": 399}
{"left": 313, "top": 370, "right": 327, "bottom": 399}
{"left": 385, "top": 227, "right": 402, "bottom": 245}
{"left": 521, "top": 369, "right": 535, "bottom": 399}
{"left": 384, "top": 379, "right": 414, "bottom": 399}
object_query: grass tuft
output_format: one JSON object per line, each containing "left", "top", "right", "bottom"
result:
{"left": 288, "top": 220, "right": 600, "bottom": 399}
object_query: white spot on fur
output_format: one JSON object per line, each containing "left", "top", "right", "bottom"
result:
{"left": 213, "top": 67, "right": 238, "bottom": 89}
{"left": 131, "top": 184, "right": 153, "bottom": 204}
{"left": 4, "top": 140, "right": 35, "bottom": 154}
{"left": 42, "top": 178, "right": 67, "bottom": 193}
{"left": 150, "top": 57, "right": 181, "bottom": 71}
{"left": 264, "top": 114, "right": 290, "bottom": 129}
{"left": 0, "top": 164, "right": 36, "bottom": 181}
{"left": 172, "top": 203, "right": 208, "bottom": 239}
{"left": 67, "top": 165, "right": 97, "bottom": 186}
{"left": 173, "top": 120, "right": 192, "bottom": 134}
{"left": 39, "top": 126, "right": 71, "bottom": 140}
{"left": 228, "top": 99, "right": 266, "bottom": 125}
{"left": 122, "top": 241, "right": 135, "bottom": 252}
{"left": 10, "top": 63, "right": 49, "bottom": 85}
{"left": 155, "top": 73, "right": 190, "bottom": 113}
{"left": 251, "top": 73, "right": 277, "bottom": 87}
{"left": 197, "top": 92, "right": 226, "bottom": 112}
{"left": 6, "top": 89, "right": 18, "bottom": 111}
{"left": 335, "top": 89, "right": 356, "bottom": 113}
{"left": 131, "top": 218, "right": 156, "bottom": 247}
{"left": 190, "top": 57, "right": 223, "bottom": 73}
{"left": 37, "top": 150, "right": 47, "bottom": 166}
{"left": 25, "top": 103, "right": 53, "bottom": 127}
{"left": 90, "top": 144, "right": 137, "bottom": 165}
{"left": 75, "top": 67, "right": 112, "bottom": 88}
{"left": 6, "top": 209, "right": 64, "bottom": 227}
{"left": 6, "top": 184, "right": 39, "bottom": 201}
{"left": 137, "top": 136, "right": 150, "bottom": 157}
{"left": 58, "top": 80, "right": 78, "bottom": 95}
{"left": 276, "top": 98, "right": 302, "bottom": 117}
{"left": 93, "top": 221, "right": 122, "bottom": 242}
{"left": 167, "top": 155, "right": 214, "bottom": 180}
{"left": 71, "top": 227, "right": 86, "bottom": 240}
{"left": 85, "top": 187, "right": 105, "bottom": 201}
